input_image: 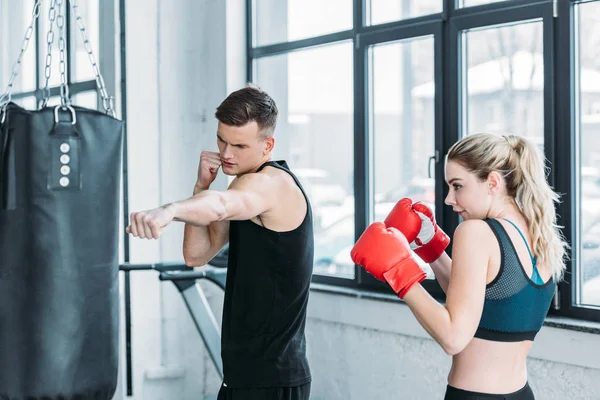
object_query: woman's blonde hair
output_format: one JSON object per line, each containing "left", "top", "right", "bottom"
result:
{"left": 447, "top": 133, "right": 568, "bottom": 281}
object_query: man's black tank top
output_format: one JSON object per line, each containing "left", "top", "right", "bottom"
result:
{"left": 221, "top": 160, "right": 314, "bottom": 388}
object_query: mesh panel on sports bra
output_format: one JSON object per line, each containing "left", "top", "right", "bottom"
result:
{"left": 475, "top": 219, "right": 555, "bottom": 341}
{"left": 485, "top": 233, "right": 529, "bottom": 300}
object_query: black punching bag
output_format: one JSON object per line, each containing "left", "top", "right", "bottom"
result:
{"left": 0, "top": 102, "right": 124, "bottom": 399}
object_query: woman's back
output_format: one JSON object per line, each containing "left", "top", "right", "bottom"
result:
{"left": 449, "top": 216, "right": 554, "bottom": 394}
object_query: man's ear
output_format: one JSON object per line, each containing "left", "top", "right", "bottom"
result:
{"left": 264, "top": 136, "right": 275, "bottom": 154}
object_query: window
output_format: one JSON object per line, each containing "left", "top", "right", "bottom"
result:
{"left": 70, "top": 0, "right": 100, "bottom": 83}
{"left": 458, "top": 0, "right": 511, "bottom": 8}
{"left": 0, "top": 0, "right": 108, "bottom": 113}
{"left": 575, "top": 1, "right": 600, "bottom": 308}
{"left": 72, "top": 90, "right": 99, "bottom": 109}
{"left": 38, "top": 0, "right": 63, "bottom": 89}
{"left": 370, "top": 36, "right": 437, "bottom": 280}
{"left": 366, "top": 1, "right": 442, "bottom": 26}
{"left": 249, "top": 0, "right": 600, "bottom": 321}
{"left": 0, "top": 0, "right": 37, "bottom": 93}
{"left": 461, "top": 21, "right": 544, "bottom": 146}
{"left": 12, "top": 96, "right": 37, "bottom": 109}
{"left": 253, "top": 42, "right": 355, "bottom": 279}
{"left": 253, "top": 0, "right": 353, "bottom": 47}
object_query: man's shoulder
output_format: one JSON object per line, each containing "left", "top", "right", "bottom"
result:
{"left": 226, "top": 162, "right": 298, "bottom": 194}
{"left": 227, "top": 169, "right": 279, "bottom": 193}
{"left": 253, "top": 163, "right": 295, "bottom": 183}
{"left": 259, "top": 165, "right": 300, "bottom": 191}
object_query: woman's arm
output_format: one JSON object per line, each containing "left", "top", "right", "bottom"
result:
{"left": 428, "top": 251, "right": 452, "bottom": 293}
{"left": 403, "top": 220, "right": 492, "bottom": 355}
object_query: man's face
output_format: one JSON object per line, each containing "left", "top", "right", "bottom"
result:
{"left": 216, "top": 121, "right": 274, "bottom": 176}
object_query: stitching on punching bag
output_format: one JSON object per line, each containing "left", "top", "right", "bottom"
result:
{"left": 5, "top": 125, "right": 16, "bottom": 210}
{"left": 0, "top": 109, "right": 16, "bottom": 211}
{"left": 1, "top": 116, "right": 17, "bottom": 211}
{"left": 0, "top": 116, "right": 8, "bottom": 210}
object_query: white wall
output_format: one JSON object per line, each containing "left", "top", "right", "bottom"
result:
{"left": 117, "top": 0, "right": 243, "bottom": 399}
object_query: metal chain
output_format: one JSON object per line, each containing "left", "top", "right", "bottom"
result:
{"left": 69, "top": 0, "right": 115, "bottom": 116}
{"left": 56, "top": 0, "right": 71, "bottom": 107}
{"left": 0, "top": 0, "right": 43, "bottom": 120}
{"left": 1, "top": 0, "right": 116, "bottom": 119}
{"left": 40, "top": 0, "right": 59, "bottom": 107}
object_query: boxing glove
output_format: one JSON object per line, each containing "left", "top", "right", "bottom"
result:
{"left": 351, "top": 222, "right": 426, "bottom": 298}
{"left": 384, "top": 198, "right": 422, "bottom": 243}
{"left": 411, "top": 202, "right": 450, "bottom": 263}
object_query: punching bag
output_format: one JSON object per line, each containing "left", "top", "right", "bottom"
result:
{"left": 0, "top": 102, "right": 124, "bottom": 399}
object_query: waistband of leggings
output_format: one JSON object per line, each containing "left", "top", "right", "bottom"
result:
{"left": 446, "top": 382, "right": 531, "bottom": 397}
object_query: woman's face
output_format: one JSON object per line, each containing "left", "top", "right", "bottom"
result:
{"left": 444, "top": 160, "right": 493, "bottom": 220}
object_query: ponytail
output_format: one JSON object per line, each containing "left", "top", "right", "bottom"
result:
{"left": 503, "top": 136, "right": 568, "bottom": 281}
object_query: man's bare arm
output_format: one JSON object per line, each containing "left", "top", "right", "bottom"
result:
{"left": 178, "top": 174, "right": 275, "bottom": 265}
{"left": 171, "top": 173, "right": 276, "bottom": 226}
{"left": 182, "top": 185, "right": 230, "bottom": 267}
{"left": 127, "top": 174, "right": 276, "bottom": 250}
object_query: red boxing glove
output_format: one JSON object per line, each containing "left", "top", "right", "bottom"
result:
{"left": 411, "top": 202, "right": 450, "bottom": 263}
{"left": 384, "top": 198, "right": 422, "bottom": 243}
{"left": 351, "top": 222, "right": 426, "bottom": 298}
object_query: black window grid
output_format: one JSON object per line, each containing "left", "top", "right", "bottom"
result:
{"left": 246, "top": 0, "right": 600, "bottom": 323}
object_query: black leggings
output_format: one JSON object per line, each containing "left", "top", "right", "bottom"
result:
{"left": 217, "top": 382, "right": 311, "bottom": 400}
{"left": 444, "top": 382, "right": 534, "bottom": 400}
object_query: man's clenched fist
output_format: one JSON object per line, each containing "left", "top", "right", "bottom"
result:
{"left": 196, "top": 151, "right": 221, "bottom": 191}
{"left": 126, "top": 204, "right": 176, "bottom": 239}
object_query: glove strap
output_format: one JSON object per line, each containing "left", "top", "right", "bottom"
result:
{"left": 382, "top": 258, "right": 426, "bottom": 297}
{"left": 414, "top": 228, "right": 450, "bottom": 263}
{"left": 398, "top": 273, "right": 426, "bottom": 298}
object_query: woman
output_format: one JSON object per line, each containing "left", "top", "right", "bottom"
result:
{"left": 351, "top": 133, "right": 568, "bottom": 399}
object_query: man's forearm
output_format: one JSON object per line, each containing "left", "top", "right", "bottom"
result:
{"left": 182, "top": 185, "right": 216, "bottom": 266}
{"left": 429, "top": 252, "right": 452, "bottom": 293}
{"left": 171, "top": 188, "right": 225, "bottom": 227}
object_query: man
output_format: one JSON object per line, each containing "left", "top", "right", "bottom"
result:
{"left": 126, "top": 85, "right": 313, "bottom": 400}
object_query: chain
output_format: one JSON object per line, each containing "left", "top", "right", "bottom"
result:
{"left": 1, "top": 0, "right": 116, "bottom": 120}
{"left": 56, "top": 0, "right": 71, "bottom": 107}
{"left": 41, "top": 0, "right": 59, "bottom": 107}
{"left": 69, "top": 0, "right": 115, "bottom": 116}
{"left": 0, "top": 0, "right": 43, "bottom": 121}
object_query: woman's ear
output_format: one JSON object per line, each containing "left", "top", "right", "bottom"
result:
{"left": 487, "top": 171, "right": 503, "bottom": 195}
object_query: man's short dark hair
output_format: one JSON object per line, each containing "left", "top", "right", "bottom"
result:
{"left": 215, "top": 84, "right": 278, "bottom": 138}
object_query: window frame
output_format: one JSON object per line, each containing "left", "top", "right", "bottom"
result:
{"left": 246, "top": 0, "right": 600, "bottom": 322}
{"left": 553, "top": 0, "right": 600, "bottom": 321}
